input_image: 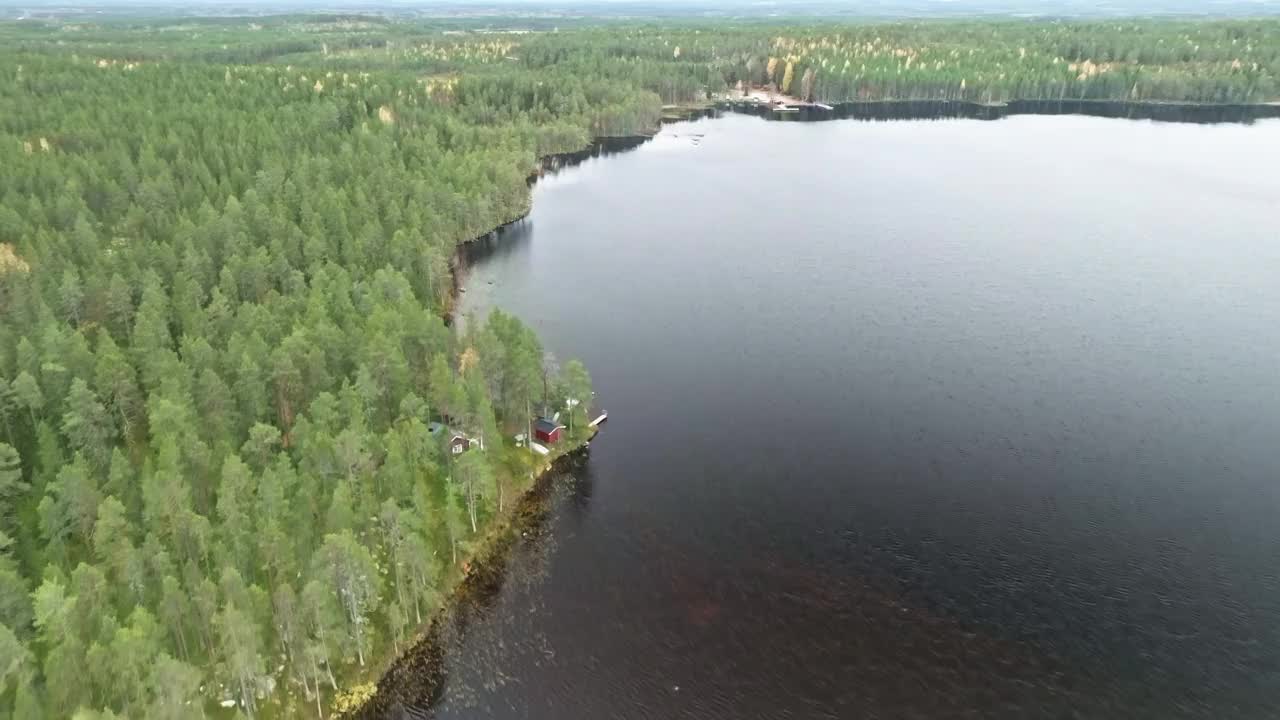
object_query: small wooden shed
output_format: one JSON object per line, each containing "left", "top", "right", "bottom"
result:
{"left": 533, "top": 417, "right": 564, "bottom": 444}
{"left": 448, "top": 433, "right": 469, "bottom": 455}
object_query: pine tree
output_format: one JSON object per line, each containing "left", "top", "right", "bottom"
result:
{"left": 0, "top": 445, "right": 27, "bottom": 536}
{"left": 60, "top": 380, "right": 116, "bottom": 473}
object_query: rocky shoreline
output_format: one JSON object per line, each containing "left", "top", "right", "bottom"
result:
{"left": 339, "top": 439, "right": 595, "bottom": 719}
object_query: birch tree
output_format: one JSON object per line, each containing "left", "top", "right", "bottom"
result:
{"left": 312, "top": 531, "right": 381, "bottom": 667}
{"left": 215, "top": 589, "right": 265, "bottom": 717}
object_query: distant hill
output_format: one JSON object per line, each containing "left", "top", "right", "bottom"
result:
{"left": 3, "top": 0, "right": 1279, "bottom": 21}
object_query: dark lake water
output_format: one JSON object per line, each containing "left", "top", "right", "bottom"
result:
{"left": 422, "top": 114, "right": 1280, "bottom": 719}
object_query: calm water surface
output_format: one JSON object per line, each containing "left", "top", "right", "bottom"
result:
{"left": 421, "top": 114, "right": 1280, "bottom": 719}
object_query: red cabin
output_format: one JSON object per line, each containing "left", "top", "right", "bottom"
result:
{"left": 533, "top": 417, "right": 564, "bottom": 444}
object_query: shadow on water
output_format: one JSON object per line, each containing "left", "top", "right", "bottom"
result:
{"left": 458, "top": 218, "right": 533, "bottom": 270}
{"left": 456, "top": 134, "right": 655, "bottom": 276}
{"left": 534, "top": 135, "right": 654, "bottom": 178}
{"left": 351, "top": 451, "right": 591, "bottom": 720}
{"left": 567, "top": 451, "right": 595, "bottom": 517}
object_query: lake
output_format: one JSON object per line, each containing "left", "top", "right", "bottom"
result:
{"left": 413, "top": 113, "right": 1280, "bottom": 719}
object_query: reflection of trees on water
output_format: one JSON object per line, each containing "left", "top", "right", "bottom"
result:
{"left": 424, "top": 468, "right": 585, "bottom": 716}
{"left": 569, "top": 459, "right": 595, "bottom": 518}
{"left": 538, "top": 134, "right": 653, "bottom": 176}
{"left": 460, "top": 219, "right": 534, "bottom": 269}
{"left": 460, "top": 132, "right": 656, "bottom": 273}
{"left": 730, "top": 98, "right": 1280, "bottom": 124}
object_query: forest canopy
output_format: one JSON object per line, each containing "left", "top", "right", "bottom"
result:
{"left": 0, "top": 12, "right": 1276, "bottom": 719}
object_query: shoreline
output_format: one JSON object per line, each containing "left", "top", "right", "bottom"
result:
{"left": 337, "top": 437, "right": 596, "bottom": 719}
{"left": 444, "top": 132, "right": 662, "bottom": 327}
{"left": 338, "top": 141, "right": 610, "bottom": 715}
{"left": 718, "top": 96, "right": 1280, "bottom": 124}
{"left": 443, "top": 210, "right": 531, "bottom": 326}
{"left": 318, "top": 139, "right": 607, "bottom": 716}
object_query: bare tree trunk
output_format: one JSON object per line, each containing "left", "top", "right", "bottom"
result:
{"left": 467, "top": 471, "right": 478, "bottom": 533}
{"left": 317, "top": 686, "right": 325, "bottom": 720}
{"left": 197, "top": 620, "right": 214, "bottom": 658}
{"left": 175, "top": 620, "right": 189, "bottom": 661}
{"left": 313, "top": 612, "right": 338, "bottom": 690}
{"left": 239, "top": 673, "right": 256, "bottom": 719}
{"left": 116, "top": 402, "right": 133, "bottom": 440}
{"left": 350, "top": 607, "right": 366, "bottom": 667}
{"left": 308, "top": 653, "right": 328, "bottom": 718}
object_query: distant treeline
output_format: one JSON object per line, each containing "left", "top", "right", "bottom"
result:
{"left": 521, "top": 21, "right": 1279, "bottom": 104}
{"left": 6, "top": 17, "right": 1275, "bottom": 105}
